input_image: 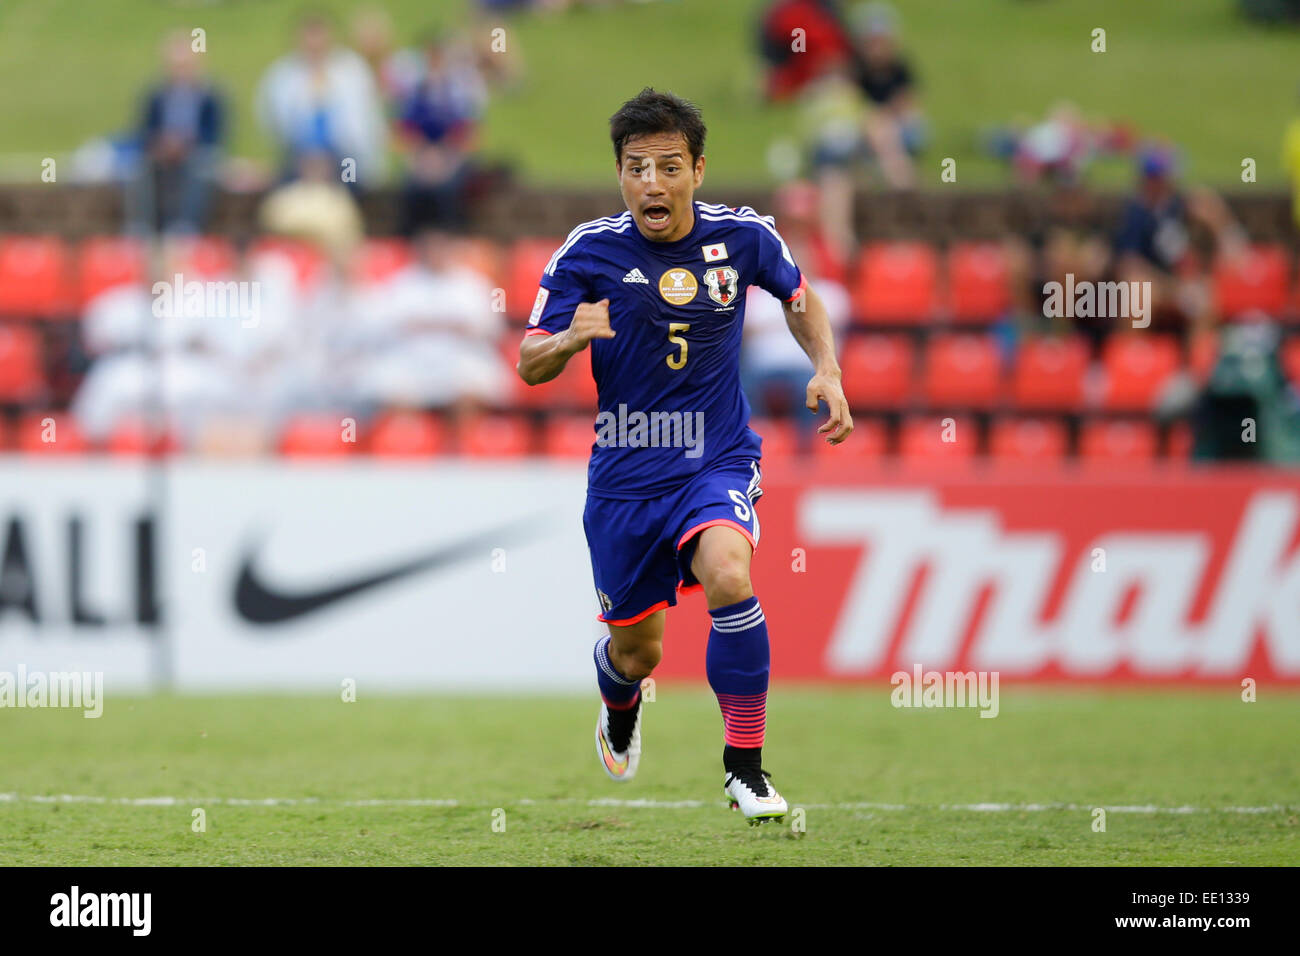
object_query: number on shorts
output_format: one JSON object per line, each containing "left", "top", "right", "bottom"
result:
{"left": 728, "top": 489, "right": 751, "bottom": 522}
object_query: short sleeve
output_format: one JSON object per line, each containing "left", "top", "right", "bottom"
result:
{"left": 523, "top": 241, "right": 592, "bottom": 338}
{"left": 751, "top": 218, "right": 806, "bottom": 306}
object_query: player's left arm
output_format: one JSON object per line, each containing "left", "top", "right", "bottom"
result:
{"left": 783, "top": 284, "right": 853, "bottom": 444}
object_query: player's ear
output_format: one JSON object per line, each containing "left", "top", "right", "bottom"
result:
{"left": 693, "top": 154, "right": 705, "bottom": 188}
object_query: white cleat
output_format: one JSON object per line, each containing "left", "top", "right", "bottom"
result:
{"left": 724, "top": 768, "right": 788, "bottom": 825}
{"left": 595, "top": 698, "right": 642, "bottom": 782}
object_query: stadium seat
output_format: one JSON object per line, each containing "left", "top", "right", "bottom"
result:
{"left": 542, "top": 415, "right": 596, "bottom": 459}
{"left": 899, "top": 414, "right": 978, "bottom": 464}
{"left": 352, "top": 238, "right": 413, "bottom": 286}
{"left": 169, "top": 236, "right": 236, "bottom": 278}
{"left": 459, "top": 414, "right": 533, "bottom": 457}
{"left": 840, "top": 334, "right": 914, "bottom": 409}
{"left": 0, "top": 324, "right": 46, "bottom": 403}
{"left": 1100, "top": 334, "right": 1181, "bottom": 411}
{"left": 1282, "top": 336, "right": 1300, "bottom": 391}
{"left": 1166, "top": 421, "right": 1193, "bottom": 459}
{"left": 506, "top": 238, "right": 564, "bottom": 321}
{"left": 947, "top": 242, "right": 1011, "bottom": 324}
{"left": 0, "top": 236, "right": 70, "bottom": 318}
{"left": 749, "top": 417, "right": 798, "bottom": 462}
{"left": 988, "top": 417, "right": 1068, "bottom": 464}
{"left": 77, "top": 237, "right": 147, "bottom": 305}
{"left": 1213, "top": 244, "right": 1289, "bottom": 319}
{"left": 106, "top": 419, "right": 182, "bottom": 457}
{"left": 1188, "top": 331, "right": 1219, "bottom": 383}
{"left": 1079, "top": 418, "right": 1158, "bottom": 464}
{"left": 1010, "top": 335, "right": 1089, "bottom": 411}
{"left": 250, "top": 238, "right": 326, "bottom": 291}
{"left": 850, "top": 242, "right": 938, "bottom": 325}
{"left": 369, "top": 410, "right": 445, "bottom": 457}
{"left": 554, "top": 348, "right": 599, "bottom": 411}
{"left": 922, "top": 333, "right": 1002, "bottom": 410}
{"left": 812, "top": 416, "right": 889, "bottom": 460}
{"left": 15, "top": 411, "right": 89, "bottom": 454}
{"left": 278, "top": 415, "right": 357, "bottom": 457}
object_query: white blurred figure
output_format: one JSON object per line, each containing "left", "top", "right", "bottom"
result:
{"left": 349, "top": 230, "right": 509, "bottom": 424}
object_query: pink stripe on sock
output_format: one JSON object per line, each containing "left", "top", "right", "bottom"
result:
{"left": 717, "top": 691, "right": 767, "bottom": 748}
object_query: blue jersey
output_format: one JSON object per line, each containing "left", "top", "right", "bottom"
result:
{"left": 525, "top": 201, "right": 805, "bottom": 499}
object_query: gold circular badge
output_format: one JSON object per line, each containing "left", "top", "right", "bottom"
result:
{"left": 658, "top": 268, "right": 699, "bottom": 306}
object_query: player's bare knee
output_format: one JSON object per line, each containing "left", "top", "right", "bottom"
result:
{"left": 700, "top": 559, "right": 753, "bottom": 607}
{"left": 610, "top": 638, "right": 661, "bottom": 679}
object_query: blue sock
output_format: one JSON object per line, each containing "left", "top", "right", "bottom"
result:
{"left": 594, "top": 635, "right": 640, "bottom": 709}
{"left": 706, "top": 596, "right": 769, "bottom": 748}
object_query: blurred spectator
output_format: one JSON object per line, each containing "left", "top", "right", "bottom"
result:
{"left": 846, "top": 2, "right": 923, "bottom": 188}
{"left": 259, "top": 150, "right": 364, "bottom": 265}
{"left": 1113, "top": 144, "right": 1246, "bottom": 338}
{"left": 758, "top": 0, "right": 854, "bottom": 102}
{"left": 256, "top": 10, "right": 386, "bottom": 187}
{"left": 742, "top": 186, "right": 850, "bottom": 452}
{"left": 1192, "top": 320, "right": 1300, "bottom": 463}
{"left": 350, "top": 7, "right": 426, "bottom": 107}
{"left": 395, "top": 33, "right": 489, "bottom": 234}
{"left": 126, "top": 32, "right": 226, "bottom": 236}
{"left": 982, "top": 102, "right": 1136, "bottom": 186}
{"left": 349, "top": 230, "right": 510, "bottom": 423}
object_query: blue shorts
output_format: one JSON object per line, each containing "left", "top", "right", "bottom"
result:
{"left": 583, "top": 457, "right": 763, "bottom": 625}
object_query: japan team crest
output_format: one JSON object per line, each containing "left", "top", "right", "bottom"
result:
{"left": 703, "top": 266, "right": 740, "bottom": 307}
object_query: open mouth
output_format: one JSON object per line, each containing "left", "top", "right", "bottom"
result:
{"left": 643, "top": 205, "right": 671, "bottom": 226}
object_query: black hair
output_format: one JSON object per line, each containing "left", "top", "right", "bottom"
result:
{"left": 609, "top": 88, "right": 707, "bottom": 165}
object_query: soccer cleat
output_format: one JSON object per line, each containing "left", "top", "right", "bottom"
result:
{"left": 724, "top": 768, "right": 787, "bottom": 825}
{"left": 595, "top": 696, "right": 642, "bottom": 782}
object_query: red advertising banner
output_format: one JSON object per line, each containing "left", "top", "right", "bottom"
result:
{"left": 661, "top": 464, "right": 1300, "bottom": 684}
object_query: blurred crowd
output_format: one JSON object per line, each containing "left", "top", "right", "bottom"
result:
{"left": 6, "top": 1, "right": 1292, "bottom": 462}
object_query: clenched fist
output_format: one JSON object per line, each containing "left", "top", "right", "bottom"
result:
{"left": 562, "top": 299, "right": 617, "bottom": 353}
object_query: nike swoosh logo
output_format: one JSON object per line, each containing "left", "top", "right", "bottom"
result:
{"left": 234, "top": 516, "right": 549, "bottom": 625}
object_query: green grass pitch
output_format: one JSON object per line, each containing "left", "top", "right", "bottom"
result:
{"left": 2, "top": 685, "right": 1297, "bottom": 865}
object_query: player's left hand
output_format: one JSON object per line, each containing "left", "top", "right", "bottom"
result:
{"left": 807, "top": 371, "right": 853, "bottom": 444}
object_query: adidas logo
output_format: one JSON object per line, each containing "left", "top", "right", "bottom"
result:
{"left": 622, "top": 268, "right": 649, "bottom": 284}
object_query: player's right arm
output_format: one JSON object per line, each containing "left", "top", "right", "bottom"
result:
{"left": 516, "top": 299, "right": 616, "bottom": 385}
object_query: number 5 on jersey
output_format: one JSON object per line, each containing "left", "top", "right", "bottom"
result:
{"left": 667, "top": 322, "right": 690, "bottom": 370}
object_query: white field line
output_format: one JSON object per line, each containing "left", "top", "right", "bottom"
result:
{"left": 0, "top": 793, "right": 1294, "bottom": 814}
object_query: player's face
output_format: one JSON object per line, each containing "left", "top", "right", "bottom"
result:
{"left": 617, "top": 132, "right": 705, "bottom": 242}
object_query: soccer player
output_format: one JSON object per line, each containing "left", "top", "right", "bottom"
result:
{"left": 516, "top": 88, "right": 852, "bottom": 825}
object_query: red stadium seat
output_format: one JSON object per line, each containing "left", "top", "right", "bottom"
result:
{"left": 506, "top": 238, "right": 564, "bottom": 322}
{"left": 352, "top": 238, "right": 413, "bottom": 285}
{"left": 0, "top": 324, "right": 46, "bottom": 402}
{"left": 813, "top": 416, "right": 889, "bottom": 460}
{"left": 1100, "top": 334, "right": 1180, "bottom": 411}
{"left": 1282, "top": 337, "right": 1300, "bottom": 391}
{"left": 555, "top": 347, "right": 599, "bottom": 411}
{"left": 851, "top": 242, "right": 938, "bottom": 324}
{"left": 749, "top": 418, "right": 798, "bottom": 462}
{"left": 0, "top": 236, "right": 70, "bottom": 318}
{"left": 1213, "top": 244, "right": 1289, "bottom": 319}
{"left": 947, "top": 242, "right": 1011, "bottom": 324}
{"left": 77, "top": 237, "right": 147, "bottom": 305}
{"left": 1188, "top": 331, "right": 1219, "bottom": 384}
{"left": 988, "top": 417, "right": 1068, "bottom": 464}
{"left": 542, "top": 415, "right": 597, "bottom": 459}
{"left": 1010, "top": 336, "right": 1089, "bottom": 411}
{"left": 168, "top": 236, "right": 236, "bottom": 278}
{"left": 106, "top": 419, "right": 181, "bottom": 457}
{"left": 250, "top": 238, "right": 326, "bottom": 291}
{"left": 279, "top": 415, "right": 357, "bottom": 457}
{"left": 840, "top": 334, "right": 914, "bottom": 409}
{"left": 899, "top": 414, "right": 977, "bottom": 464}
{"left": 458, "top": 414, "right": 532, "bottom": 457}
{"left": 1079, "top": 419, "right": 1158, "bottom": 464}
{"left": 922, "top": 334, "right": 1002, "bottom": 410}
{"left": 1166, "top": 421, "right": 1193, "bottom": 460}
{"left": 369, "top": 410, "right": 445, "bottom": 457}
{"left": 16, "top": 411, "right": 89, "bottom": 454}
